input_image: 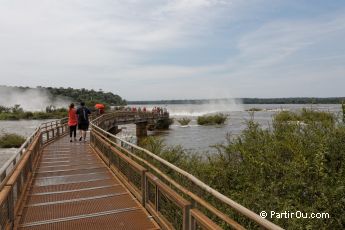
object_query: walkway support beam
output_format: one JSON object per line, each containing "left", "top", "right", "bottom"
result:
{"left": 136, "top": 122, "right": 148, "bottom": 137}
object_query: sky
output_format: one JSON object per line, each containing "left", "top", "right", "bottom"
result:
{"left": 0, "top": 0, "right": 344, "bottom": 100}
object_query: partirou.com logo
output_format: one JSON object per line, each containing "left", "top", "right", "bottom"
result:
{"left": 259, "top": 211, "right": 330, "bottom": 219}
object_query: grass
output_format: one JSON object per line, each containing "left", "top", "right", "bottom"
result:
{"left": 341, "top": 101, "right": 345, "bottom": 123}
{"left": 0, "top": 105, "right": 67, "bottom": 120}
{"left": 139, "top": 109, "right": 345, "bottom": 229}
{"left": 155, "top": 118, "right": 174, "bottom": 129}
{"left": 177, "top": 118, "right": 191, "bottom": 126}
{"left": 197, "top": 113, "right": 227, "bottom": 125}
{"left": 0, "top": 133, "right": 26, "bottom": 148}
{"left": 0, "top": 111, "right": 66, "bottom": 120}
{"left": 275, "top": 108, "right": 335, "bottom": 127}
{"left": 245, "top": 107, "right": 262, "bottom": 112}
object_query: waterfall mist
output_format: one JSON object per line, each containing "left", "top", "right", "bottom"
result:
{"left": 0, "top": 86, "right": 70, "bottom": 111}
{"left": 135, "top": 98, "right": 244, "bottom": 117}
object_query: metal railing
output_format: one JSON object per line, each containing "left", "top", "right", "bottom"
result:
{"left": 90, "top": 113, "right": 283, "bottom": 230}
{"left": 0, "top": 119, "right": 68, "bottom": 230}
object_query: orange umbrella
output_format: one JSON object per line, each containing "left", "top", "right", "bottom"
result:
{"left": 95, "top": 104, "right": 105, "bottom": 109}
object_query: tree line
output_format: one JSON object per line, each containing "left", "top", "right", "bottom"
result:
{"left": 0, "top": 85, "right": 127, "bottom": 107}
{"left": 128, "top": 97, "right": 345, "bottom": 105}
{"left": 40, "top": 86, "right": 127, "bottom": 106}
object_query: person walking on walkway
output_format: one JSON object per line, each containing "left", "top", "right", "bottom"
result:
{"left": 76, "top": 101, "right": 91, "bottom": 142}
{"left": 68, "top": 103, "right": 78, "bottom": 142}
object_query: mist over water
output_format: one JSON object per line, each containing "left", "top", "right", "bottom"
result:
{"left": 133, "top": 99, "right": 244, "bottom": 117}
{"left": 130, "top": 103, "right": 342, "bottom": 152}
{"left": 0, "top": 87, "right": 70, "bottom": 111}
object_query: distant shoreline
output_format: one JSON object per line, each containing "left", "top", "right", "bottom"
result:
{"left": 128, "top": 97, "right": 345, "bottom": 105}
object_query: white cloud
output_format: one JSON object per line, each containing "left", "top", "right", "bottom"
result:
{"left": 0, "top": 0, "right": 237, "bottom": 67}
{"left": 0, "top": 1, "right": 344, "bottom": 99}
{"left": 233, "top": 13, "right": 345, "bottom": 70}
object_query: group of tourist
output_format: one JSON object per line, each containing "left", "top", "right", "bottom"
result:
{"left": 67, "top": 103, "right": 169, "bottom": 143}
{"left": 123, "top": 106, "right": 147, "bottom": 112}
{"left": 152, "top": 106, "right": 168, "bottom": 115}
{"left": 122, "top": 106, "right": 168, "bottom": 115}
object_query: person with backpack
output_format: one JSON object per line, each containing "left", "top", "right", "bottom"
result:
{"left": 76, "top": 101, "right": 91, "bottom": 142}
{"left": 68, "top": 103, "right": 78, "bottom": 142}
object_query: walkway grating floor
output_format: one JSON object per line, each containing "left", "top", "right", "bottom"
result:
{"left": 16, "top": 135, "right": 160, "bottom": 230}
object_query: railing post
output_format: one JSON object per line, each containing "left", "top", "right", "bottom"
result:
{"left": 7, "top": 187, "right": 15, "bottom": 228}
{"left": 183, "top": 204, "right": 191, "bottom": 230}
{"left": 0, "top": 171, "right": 6, "bottom": 183}
{"left": 141, "top": 171, "right": 146, "bottom": 205}
{"left": 155, "top": 187, "right": 159, "bottom": 213}
{"left": 28, "top": 150, "right": 33, "bottom": 172}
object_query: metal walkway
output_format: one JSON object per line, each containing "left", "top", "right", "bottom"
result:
{"left": 16, "top": 135, "right": 159, "bottom": 230}
{"left": 1, "top": 114, "right": 283, "bottom": 230}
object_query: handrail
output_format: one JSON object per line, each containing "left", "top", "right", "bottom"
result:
{"left": 0, "top": 128, "right": 38, "bottom": 179}
{"left": 0, "top": 119, "right": 67, "bottom": 187}
{"left": 0, "top": 117, "right": 69, "bottom": 229}
{"left": 90, "top": 113, "right": 283, "bottom": 230}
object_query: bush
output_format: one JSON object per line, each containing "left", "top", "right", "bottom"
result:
{"left": 245, "top": 107, "right": 262, "bottom": 112}
{"left": 21, "top": 112, "right": 34, "bottom": 119}
{"left": 0, "top": 113, "right": 20, "bottom": 120}
{"left": 341, "top": 101, "right": 345, "bottom": 123}
{"left": 140, "top": 109, "right": 344, "bottom": 229}
{"left": 197, "top": 113, "right": 227, "bottom": 125}
{"left": 0, "top": 104, "right": 67, "bottom": 120}
{"left": 0, "top": 133, "right": 26, "bottom": 148}
{"left": 177, "top": 118, "right": 191, "bottom": 126}
{"left": 155, "top": 118, "right": 174, "bottom": 129}
{"left": 32, "top": 112, "right": 52, "bottom": 119}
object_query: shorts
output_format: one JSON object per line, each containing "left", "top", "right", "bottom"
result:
{"left": 78, "top": 123, "right": 89, "bottom": 131}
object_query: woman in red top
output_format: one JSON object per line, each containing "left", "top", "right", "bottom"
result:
{"left": 68, "top": 103, "right": 78, "bottom": 142}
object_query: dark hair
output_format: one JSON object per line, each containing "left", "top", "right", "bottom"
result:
{"left": 69, "top": 103, "right": 74, "bottom": 110}
{"left": 80, "top": 102, "right": 85, "bottom": 106}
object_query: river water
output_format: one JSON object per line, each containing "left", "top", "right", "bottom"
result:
{"left": 120, "top": 104, "right": 342, "bottom": 152}
{"left": 0, "top": 120, "right": 54, "bottom": 166}
{"left": 0, "top": 104, "right": 342, "bottom": 165}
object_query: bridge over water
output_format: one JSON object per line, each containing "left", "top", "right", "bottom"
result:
{"left": 0, "top": 112, "right": 283, "bottom": 230}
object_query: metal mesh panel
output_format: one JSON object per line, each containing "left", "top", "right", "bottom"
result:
{"left": 128, "top": 166, "right": 142, "bottom": 192}
{"left": 12, "top": 183, "right": 18, "bottom": 206}
{"left": 31, "top": 179, "right": 117, "bottom": 194}
{"left": 38, "top": 163, "right": 103, "bottom": 172}
{"left": 195, "top": 222, "right": 204, "bottom": 230}
{"left": 0, "top": 202, "right": 9, "bottom": 230}
{"left": 36, "top": 168, "right": 107, "bottom": 178}
{"left": 118, "top": 157, "right": 129, "bottom": 178}
{"left": 109, "top": 149, "right": 119, "bottom": 168}
{"left": 147, "top": 180, "right": 156, "bottom": 206}
{"left": 19, "top": 209, "right": 158, "bottom": 230}
{"left": 21, "top": 195, "right": 137, "bottom": 223}
{"left": 158, "top": 190, "right": 183, "bottom": 230}
{"left": 27, "top": 186, "right": 126, "bottom": 205}
{"left": 34, "top": 172, "right": 111, "bottom": 187}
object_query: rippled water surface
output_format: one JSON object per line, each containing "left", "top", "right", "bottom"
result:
{"left": 120, "top": 104, "right": 342, "bottom": 152}
{"left": 0, "top": 120, "right": 54, "bottom": 166}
